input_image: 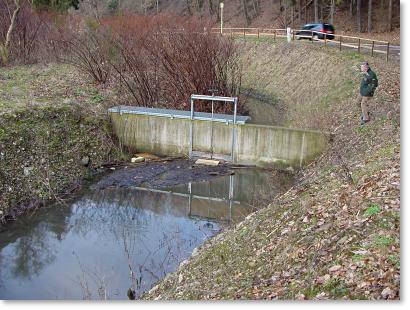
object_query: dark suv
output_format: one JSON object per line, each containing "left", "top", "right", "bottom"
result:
{"left": 296, "top": 23, "right": 335, "bottom": 40}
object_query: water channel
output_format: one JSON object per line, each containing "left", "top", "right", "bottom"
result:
{"left": 0, "top": 168, "right": 292, "bottom": 300}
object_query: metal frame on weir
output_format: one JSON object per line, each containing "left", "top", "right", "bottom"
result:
{"left": 189, "top": 94, "right": 238, "bottom": 163}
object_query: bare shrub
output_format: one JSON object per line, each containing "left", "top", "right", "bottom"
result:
{"left": 0, "top": 1, "right": 57, "bottom": 65}
{"left": 51, "top": 17, "right": 113, "bottom": 84}
{"left": 106, "top": 14, "right": 245, "bottom": 113}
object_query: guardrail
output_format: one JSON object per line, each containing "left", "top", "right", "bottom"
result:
{"left": 211, "top": 27, "right": 392, "bottom": 61}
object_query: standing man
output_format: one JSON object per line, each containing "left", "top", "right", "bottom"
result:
{"left": 359, "top": 61, "right": 378, "bottom": 125}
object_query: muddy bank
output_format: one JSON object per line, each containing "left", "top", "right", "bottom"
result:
{"left": 93, "top": 159, "right": 242, "bottom": 190}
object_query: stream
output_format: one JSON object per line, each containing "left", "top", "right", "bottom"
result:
{"left": 0, "top": 168, "right": 292, "bottom": 300}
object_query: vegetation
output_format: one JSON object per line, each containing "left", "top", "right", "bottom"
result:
{"left": 142, "top": 38, "right": 400, "bottom": 300}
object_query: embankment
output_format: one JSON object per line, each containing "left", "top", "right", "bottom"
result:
{"left": 0, "top": 105, "right": 119, "bottom": 224}
{"left": 142, "top": 40, "right": 400, "bottom": 300}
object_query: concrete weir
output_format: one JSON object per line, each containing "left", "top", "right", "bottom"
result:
{"left": 109, "top": 105, "right": 330, "bottom": 168}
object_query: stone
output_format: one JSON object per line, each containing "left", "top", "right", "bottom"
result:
{"left": 148, "top": 285, "right": 159, "bottom": 294}
{"left": 131, "top": 156, "right": 145, "bottom": 163}
{"left": 381, "top": 287, "right": 395, "bottom": 299}
{"left": 178, "top": 274, "right": 183, "bottom": 284}
{"left": 195, "top": 158, "right": 219, "bottom": 166}
{"left": 329, "top": 265, "right": 342, "bottom": 273}
{"left": 81, "top": 156, "right": 90, "bottom": 166}
{"left": 191, "top": 247, "right": 199, "bottom": 257}
{"left": 23, "top": 166, "right": 33, "bottom": 176}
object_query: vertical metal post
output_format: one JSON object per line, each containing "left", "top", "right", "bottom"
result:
{"left": 292, "top": 29, "right": 295, "bottom": 41}
{"left": 188, "top": 182, "right": 192, "bottom": 216}
{"left": 324, "top": 33, "right": 327, "bottom": 45}
{"left": 243, "top": 28, "right": 246, "bottom": 38}
{"left": 386, "top": 42, "right": 390, "bottom": 61}
{"left": 358, "top": 39, "right": 361, "bottom": 54}
{"left": 210, "top": 96, "right": 214, "bottom": 159}
{"left": 257, "top": 28, "right": 260, "bottom": 39}
{"left": 371, "top": 40, "right": 375, "bottom": 57}
{"left": 231, "top": 98, "right": 237, "bottom": 163}
{"left": 189, "top": 98, "right": 194, "bottom": 158}
{"left": 274, "top": 29, "right": 276, "bottom": 42}
{"left": 339, "top": 35, "right": 342, "bottom": 51}
{"left": 311, "top": 30, "right": 314, "bottom": 42}
{"left": 229, "top": 175, "right": 234, "bottom": 220}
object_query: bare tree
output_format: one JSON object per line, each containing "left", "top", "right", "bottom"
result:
{"left": 367, "top": 0, "right": 372, "bottom": 32}
{"left": 350, "top": 0, "right": 355, "bottom": 17}
{"left": 330, "top": 0, "right": 335, "bottom": 24}
{"left": 388, "top": 0, "right": 392, "bottom": 31}
{"left": 357, "top": 0, "right": 361, "bottom": 32}
{"left": 314, "top": 0, "right": 318, "bottom": 22}
{"left": 0, "top": 0, "right": 21, "bottom": 64}
{"left": 242, "top": 0, "right": 250, "bottom": 25}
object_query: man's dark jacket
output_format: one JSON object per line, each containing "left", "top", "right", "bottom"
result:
{"left": 360, "top": 68, "right": 378, "bottom": 97}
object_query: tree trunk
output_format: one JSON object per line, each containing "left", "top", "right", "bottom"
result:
{"left": 314, "top": 0, "right": 318, "bottom": 22}
{"left": 208, "top": 0, "right": 214, "bottom": 15}
{"left": 367, "top": 0, "right": 372, "bottom": 33}
{"left": 388, "top": 0, "right": 392, "bottom": 31}
{"left": 284, "top": 1, "right": 287, "bottom": 26}
{"left": 330, "top": 0, "right": 335, "bottom": 24}
{"left": 0, "top": 0, "right": 21, "bottom": 64}
{"left": 357, "top": 0, "right": 361, "bottom": 32}
{"left": 242, "top": 0, "right": 250, "bottom": 25}
{"left": 297, "top": 0, "right": 301, "bottom": 21}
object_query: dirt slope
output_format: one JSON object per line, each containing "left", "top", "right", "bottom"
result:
{"left": 142, "top": 39, "right": 400, "bottom": 300}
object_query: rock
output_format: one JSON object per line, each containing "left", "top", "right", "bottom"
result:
{"left": 381, "top": 287, "right": 395, "bottom": 299}
{"left": 329, "top": 265, "right": 342, "bottom": 273}
{"left": 386, "top": 110, "right": 394, "bottom": 120}
{"left": 192, "top": 247, "right": 199, "bottom": 257}
{"left": 81, "top": 156, "right": 90, "bottom": 166}
{"left": 23, "top": 166, "right": 33, "bottom": 176}
{"left": 148, "top": 285, "right": 159, "bottom": 294}
{"left": 131, "top": 156, "right": 145, "bottom": 163}
{"left": 337, "top": 236, "right": 349, "bottom": 244}
{"left": 179, "top": 259, "right": 189, "bottom": 269}
{"left": 295, "top": 293, "right": 305, "bottom": 300}
{"left": 317, "top": 223, "right": 332, "bottom": 232}
{"left": 178, "top": 274, "right": 183, "bottom": 284}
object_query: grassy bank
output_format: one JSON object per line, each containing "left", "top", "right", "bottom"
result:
{"left": 0, "top": 64, "right": 123, "bottom": 225}
{"left": 142, "top": 41, "right": 400, "bottom": 300}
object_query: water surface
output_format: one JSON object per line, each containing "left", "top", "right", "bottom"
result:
{"left": 0, "top": 169, "right": 291, "bottom": 300}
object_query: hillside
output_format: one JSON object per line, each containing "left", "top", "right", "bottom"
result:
{"left": 142, "top": 39, "right": 400, "bottom": 300}
{"left": 79, "top": 0, "right": 400, "bottom": 39}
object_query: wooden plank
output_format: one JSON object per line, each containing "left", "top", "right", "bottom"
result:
{"left": 195, "top": 159, "right": 220, "bottom": 166}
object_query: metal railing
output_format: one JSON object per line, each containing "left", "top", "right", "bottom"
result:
{"left": 189, "top": 94, "right": 238, "bottom": 163}
{"left": 211, "top": 27, "right": 392, "bottom": 61}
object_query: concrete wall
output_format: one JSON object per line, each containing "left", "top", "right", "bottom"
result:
{"left": 110, "top": 111, "right": 329, "bottom": 168}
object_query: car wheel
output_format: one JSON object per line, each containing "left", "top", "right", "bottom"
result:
{"left": 313, "top": 34, "right": 319, "bottom": 41}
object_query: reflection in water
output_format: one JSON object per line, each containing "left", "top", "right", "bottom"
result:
{"left": 0, "top": 169, "right": 292, "bottom": 300}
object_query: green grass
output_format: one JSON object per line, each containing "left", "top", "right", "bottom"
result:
{"left": 363, "top": 203, "right": 382, "bottom": 217}
{"left": 373, "top": 235, "right": 394, "bottom": 248}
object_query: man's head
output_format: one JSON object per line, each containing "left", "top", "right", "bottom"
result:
{"left": 361, "top": 61, "right": 369, "bottom": 73}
